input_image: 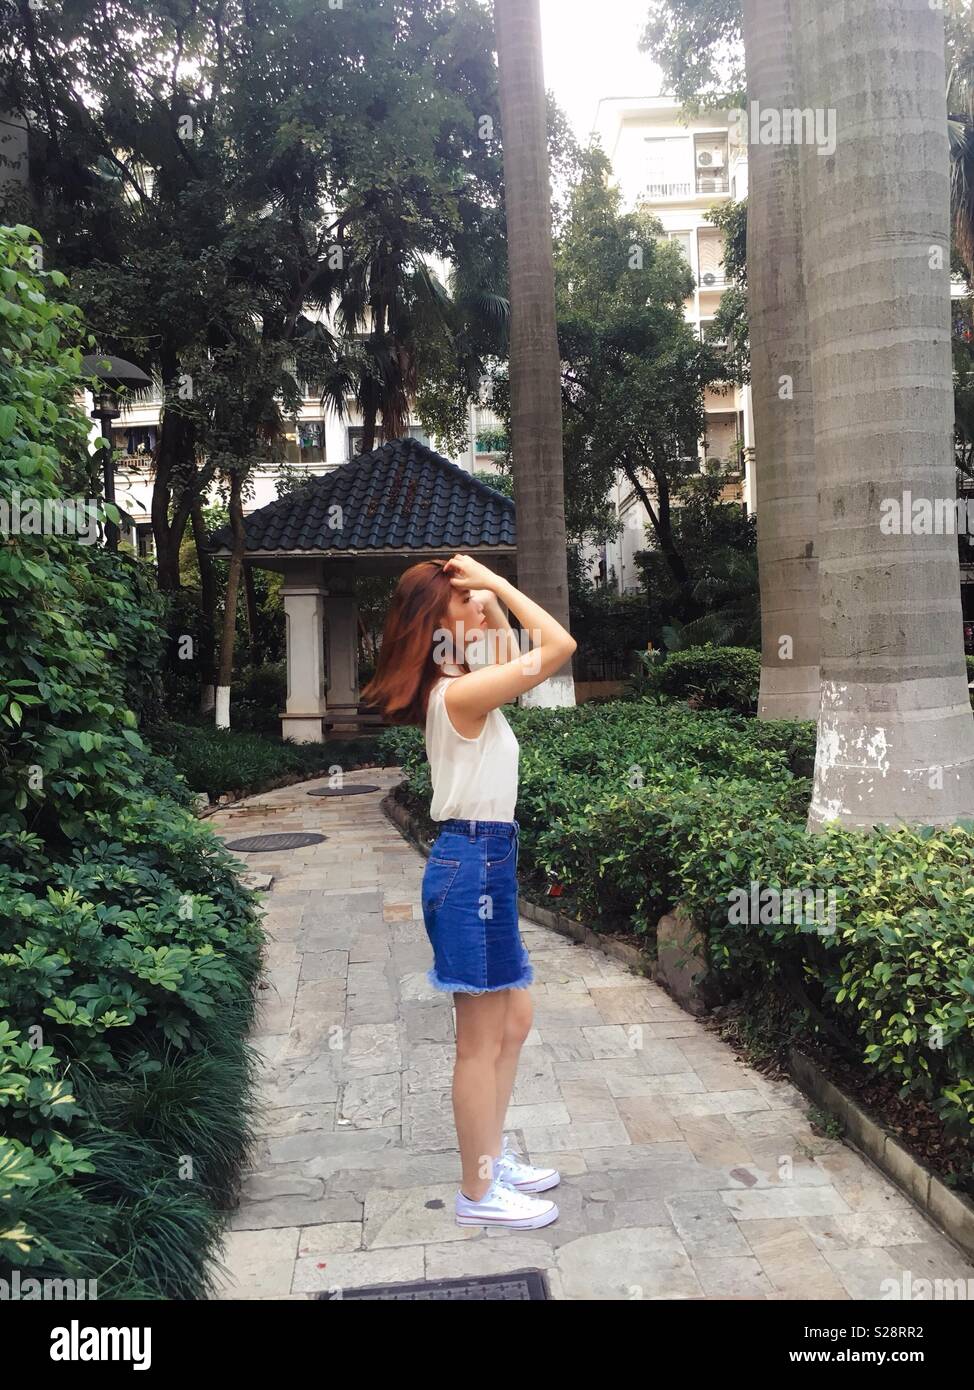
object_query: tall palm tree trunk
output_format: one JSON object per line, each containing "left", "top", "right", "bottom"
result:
{"left": 797, "top": 0, "right": 974, "bottom": 828}
{"left": 743, "top": 0, "right": 819, "bottom": 720}
{"left": 494, "top": 0, "right": 575, "bottom": 707}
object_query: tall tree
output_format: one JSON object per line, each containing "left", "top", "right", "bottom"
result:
{"left": 797, "top": 0, "right": 974, "bottom": 829}
{"left": 553, "top": 150, "right": 728, "bottom": 605}
{"left": 742, "top": 0, "right": 819, "bottom": 720}
{"left": 494, "top": 0, "right": 575, "bottom": 706}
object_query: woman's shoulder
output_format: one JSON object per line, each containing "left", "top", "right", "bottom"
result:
{"left": 425, "top": 674, "right": 453, "bottom": 719}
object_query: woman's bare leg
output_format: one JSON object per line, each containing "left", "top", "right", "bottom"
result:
{"left": 453, "top": 990, "right": 509, "bottom": 1200}
{"left": 493, "top": 987, "right": 534, "bottom": 1152}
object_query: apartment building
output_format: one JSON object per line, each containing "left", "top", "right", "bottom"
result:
{"left": 590, "top": 95, "right": 754, "bottom": 594}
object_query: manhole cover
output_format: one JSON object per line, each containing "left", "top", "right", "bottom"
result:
{"left": 307, "top": 785, "right": 380, "bottom": 797}
{"left": 222, "top": 832, "right": 327, "bottom": 853}
{"left": 315, "top": 1271, "right": 549, "bottom": 1301}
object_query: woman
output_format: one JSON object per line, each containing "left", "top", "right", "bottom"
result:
{"left": 362, "top": 552, "right": 577, "bottom": 1230}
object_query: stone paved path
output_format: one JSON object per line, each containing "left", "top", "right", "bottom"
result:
{"left": 210, "top": 770, "right": 974, "bottom": 1300}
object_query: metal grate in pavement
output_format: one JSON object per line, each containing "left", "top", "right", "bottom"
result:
{"left": 315, "top": 1270, "right": 550, "bottom": 1301}
{"left": 222, "top": 832, "right": 327, "bottom": 852}
{"left": 306, "top": 785, "right": 380, "bottom": 797}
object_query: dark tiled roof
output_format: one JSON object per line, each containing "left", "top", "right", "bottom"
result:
{"left": 208, "top": 438, "right": 515, "bottom": 555}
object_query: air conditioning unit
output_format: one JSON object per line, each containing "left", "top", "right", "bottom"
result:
{"left": 697, "top": 177, "right": 722, "bottom": 193}
{"left": 697, "top": 149, "right": 725, "bottom": 169}
{"left": 701, "top": 272, "right": 717, "bottom": 287}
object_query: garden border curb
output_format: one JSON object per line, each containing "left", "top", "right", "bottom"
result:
{"left": 788, "top": 1049, "right": 974, "bottom": 1260}
{"left": 381, "top": 784, "right": 974, "bottom": 1263}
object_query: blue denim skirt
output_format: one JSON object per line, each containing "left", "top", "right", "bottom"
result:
{"left": 421, "top": 818, "right": 533, "bottom": 995}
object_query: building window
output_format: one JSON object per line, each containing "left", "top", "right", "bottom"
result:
{"left": 667, "top": 231, "right": 692, "bottom": 266}
{"left": 112, "top": 424, "right": 157, "bottom": 459}
{"left": 347, "top": 425, "right": 429, "bottom": 456}
{"left": 643, "top": 136, "right": 691, "bottom": 199}
{"left": 298, "top": 420, "right": 327, "bottom": 463}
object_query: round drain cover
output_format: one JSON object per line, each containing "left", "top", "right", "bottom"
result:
{"left": 222, "top": 832, "right": 327, "bottom": 852}
{"left": 307, "top": 785, "right": 380, "bottom": 797}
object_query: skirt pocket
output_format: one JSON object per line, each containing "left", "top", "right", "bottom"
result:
{"left": 422, "top": 856, "right": 461, "bottom": 914}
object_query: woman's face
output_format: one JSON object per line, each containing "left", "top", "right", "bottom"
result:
{"left": 443, "top": 585, "right": 487, "bottom": 660}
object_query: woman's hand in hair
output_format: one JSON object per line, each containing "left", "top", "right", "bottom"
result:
{"left": 443, "top": 554, "right": 501, "bottom": 592}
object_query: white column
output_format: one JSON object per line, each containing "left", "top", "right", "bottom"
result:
{"left": 281, "top": 563, "right": 327, "bottom": 743}
{"left": 324, "top": 594, "right": 359, "bottom": 731}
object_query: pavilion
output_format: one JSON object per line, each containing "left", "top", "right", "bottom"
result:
{"left": 209, "top": 438, "right": 517, "bottom": 740}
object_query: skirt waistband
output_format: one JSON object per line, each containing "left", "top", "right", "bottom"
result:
{"left": 437, "top": 817, "right": 519, "bottom": 840}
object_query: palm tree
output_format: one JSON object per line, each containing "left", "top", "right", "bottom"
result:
{"left": 298, "top": 247, "right": 510, "bottom": 458}
{"left": 494, "top": 0, "right": 575, "bottom": 707}
{"left": 742, "top": 0, "right": 820, "bottom": 721}
{"left": 797, "top": 0, "right": 974, "bottom": 829}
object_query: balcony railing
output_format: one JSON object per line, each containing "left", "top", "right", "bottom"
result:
{"left": 695, "top": 173, "right": 729, "bottom": 195}
{"left": 641, "top": 181, "right": 693, "bottom": 201}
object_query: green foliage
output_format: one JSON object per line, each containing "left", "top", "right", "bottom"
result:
{"left": 632, "top": 475, "right": 759, "bottom": 647}
{"left": 569, "top": 585, "right": 656, "bottom": 682}
{"left": 642, "top": 644, "right": 761, "bottom": 713}
{"left": 681, "top": 818, "right": 974, "bottom": 1138}
{"left": 148, "top": 722, "right": 382, "bottom": 800}
{"left": 224, "top": 661, "right": 288, "bottom": 734}
{"left": 704, "top": 199, "right": 749, "bottom": 384}
{"left": 550, "top": 149, "right": 743, "bottom": 607}
{"left": 639, "top": 0, "right": 745, "bottom": 112}
{"left": 0, "top": 226, "right": 263, "bottom": 1293}
{"left": 391, "top": 694, "right": 974, "bottom": 1139}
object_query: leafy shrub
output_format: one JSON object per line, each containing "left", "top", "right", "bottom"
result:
{"left": 0, "top": 226, "right": 264, "bottom": 1293}
{"left": 648, "top": 644, "right": 761, "bottom": 713}
{"left": 679, "top": 817, "right": 974, "bottom": 1137}
{"left": 226, "top": 661, "right": 288, "bottom": 733}
{"left": 148, "top": 722, "right": 382, "bottom": 799}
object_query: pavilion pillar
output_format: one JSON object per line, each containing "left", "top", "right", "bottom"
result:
{"left": 281, "top": 561, "right": 327, "bottom": 743}
{"left": 324, "top": 580, "right": 359, "bottom": 732}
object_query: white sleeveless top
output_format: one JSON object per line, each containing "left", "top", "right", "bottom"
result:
{"left": 424, "top": 675, "right": 519, "bottom": 822}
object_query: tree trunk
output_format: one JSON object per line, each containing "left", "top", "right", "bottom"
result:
{"left": 742, "top": 0, "right": 820, "bottom": 720}
{"left": 797, "top": 0, "right": 974, "bottom": 828}
{"left": 359, "top": 403, "right": 377, "bottom": 454}
{"left": 152, "top": 403, "right": 197, "bottom": 590}
{"left": 215, "top": 468, "right": 245, "bottom": 729}
{"left": 190, "top": 496, "right": 217, "bottom": 714}
{"left": 494, "top": 0, "right": 575, "bottom": 708}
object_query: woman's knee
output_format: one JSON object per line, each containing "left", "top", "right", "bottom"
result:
{"left": 501, "top": 989, "right": 533, "bottom": 1048}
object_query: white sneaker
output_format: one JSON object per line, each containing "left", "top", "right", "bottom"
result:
{"left": 455, "top": 1177, "right": 559, "bottom": 1229}
{"left": 494, "top": 1134, "right": 560, "bottom": 1193}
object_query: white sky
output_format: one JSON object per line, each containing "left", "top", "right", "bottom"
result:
{"left": 538, "top": 0, "right": 664, "bottom": 142}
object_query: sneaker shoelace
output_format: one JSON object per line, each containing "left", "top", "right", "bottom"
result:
{"left": 496, "top": 1180, "right": 544, "bottom": 1210}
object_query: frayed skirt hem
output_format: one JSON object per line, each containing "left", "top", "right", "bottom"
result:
{"left": 426, "top": 964, "right": 534, "bottom": 995}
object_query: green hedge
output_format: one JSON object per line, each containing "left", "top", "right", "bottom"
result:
{"left": 383, "top": 696, "right": 974, "bottom": 1140}
{"left": 644, "top": 644, "right": 762, "bottom": 714}
{"left": 0, "top": 227, "right": 264, "bottom": 1295}
{"left": 147, "top": 721, "right": 382, "bottom": 800}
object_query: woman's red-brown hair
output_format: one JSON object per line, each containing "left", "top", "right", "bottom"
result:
{"left": 361, "top": 560, "right": 468, "bottom": 727}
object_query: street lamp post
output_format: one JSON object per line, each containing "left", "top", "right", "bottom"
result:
{"left": 81, "top": 354, "right": 153, "bottom": 552}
